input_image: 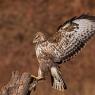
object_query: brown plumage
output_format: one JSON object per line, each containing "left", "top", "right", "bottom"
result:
{"left": 32, "top": 14, "right": 95, "bottom": 91}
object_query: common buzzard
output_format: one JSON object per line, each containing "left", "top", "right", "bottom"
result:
{"left": 32, "top": 14, "right": 95, "bottom": 91}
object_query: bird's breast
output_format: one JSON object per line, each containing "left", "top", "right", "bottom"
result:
{"left": 36, "top": 45, "right": 43, "bottom": 58}
{"left": 35, "top": 42, "right": 62, "bottom": 62}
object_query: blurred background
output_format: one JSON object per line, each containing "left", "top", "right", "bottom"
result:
{"left": 0, "top": 0, "right": 95, "bottom": 95}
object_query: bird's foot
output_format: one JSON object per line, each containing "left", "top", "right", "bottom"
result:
{"left": 52, "top": 79, "right": 67, "bottom": 91}
{"left": 31, "top": 75, "right": 44, "bottom": 81}
{"left": 29, "top": 75, "right": 44, "bottom": 91}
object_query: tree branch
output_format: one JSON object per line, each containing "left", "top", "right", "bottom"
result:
{"left": 0, "top": 71, "right": 38, "bottom": 95}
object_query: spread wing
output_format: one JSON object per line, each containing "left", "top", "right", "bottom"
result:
{"left": 55, "top": 14, "right": 95, "bottom": 63}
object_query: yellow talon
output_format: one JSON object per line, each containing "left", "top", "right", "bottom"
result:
{"left": 31, "top": 75, "right": 38, "bottom": 79}
{"left": 31, "top": 75, "right": 44, "bottom": 81}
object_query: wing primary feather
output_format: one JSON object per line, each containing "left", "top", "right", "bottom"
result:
{"left": 77, "top": 14, "right": 95, "bottom": 20}
{"left": 57, "top": 25, "right": 63, "bottom": 31}
{"left": 63, "top": 16, "right": 77, "bottom": 25}
{"left": 57, "top": 16, "right": 77, "bottom": 31}
{"left": 57, "top": 14, "right": 95, "bottom": 31}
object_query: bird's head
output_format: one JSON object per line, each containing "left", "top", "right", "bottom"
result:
{"left": 33, "top": 32, "right": 46, "bottom": 44}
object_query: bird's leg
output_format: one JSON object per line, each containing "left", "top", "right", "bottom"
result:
{"left": 30, "top": 67, "right": 44, "bottom": 90}
{"left": 31, "top": 67, "right": 44, "bottom": 81}
{"left": 50, "top": 65, "right": 67, "bottom": 91}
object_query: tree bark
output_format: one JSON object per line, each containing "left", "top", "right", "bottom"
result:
{"left": 0, "top": 71, "right": 37, "bottom": 95}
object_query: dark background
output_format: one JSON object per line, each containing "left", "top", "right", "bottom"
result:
{"left": 0, "top": 0, "right": 95, "bottom": 95}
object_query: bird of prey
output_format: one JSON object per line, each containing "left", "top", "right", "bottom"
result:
{"left": 32, "top": 14, "right": 95, "bottom": 91}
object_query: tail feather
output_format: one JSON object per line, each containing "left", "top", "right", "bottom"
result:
{"left": 50, "top": 66, "right": 67, "bottom": 91}
{"left": 53, "top": 78, "right": 67, "bottom": 90}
